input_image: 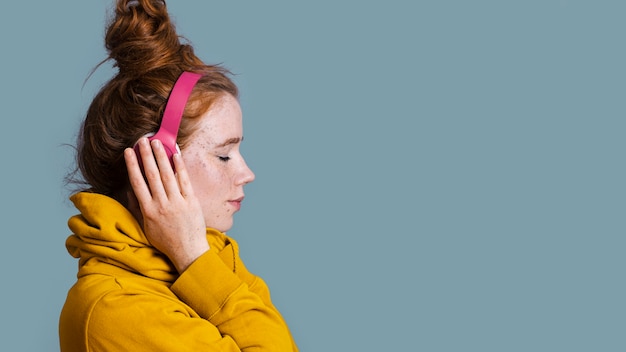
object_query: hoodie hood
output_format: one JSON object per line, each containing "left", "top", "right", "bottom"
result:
{"left": 66, "top": 192, "right": 231, "bottom": 283}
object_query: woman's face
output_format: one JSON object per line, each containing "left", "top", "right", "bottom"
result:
{"left": 181, "top": 93, "right": 255, "bottom": 232}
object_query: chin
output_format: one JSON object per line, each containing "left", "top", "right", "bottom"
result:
{"left": 209, "top": 220, "right": 233, "bottom": 233}
{"left": 204, "top": 211, "right": 232, "bottom": 231}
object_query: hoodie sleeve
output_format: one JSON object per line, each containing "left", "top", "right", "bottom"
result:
{"left": 82, "top": 250, "right": 297, "bottom": 352}
{"left": 234, "top": 262, "right": 301, "bottom": 352}
{"left": 170, "top": 249, "right": 298, "bottom": 351}
{"left": 86, "top": 288, "right": 243, "bottom": 351}
{"left": 225, "top": 241, "right": 300, "bottom": 352}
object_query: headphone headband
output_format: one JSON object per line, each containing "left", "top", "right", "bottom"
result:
{"left": 133, "top": 71, "right": 203, "bottom": 170}
{"left": 152, "top": 71, "right": 203, "bottom": 153}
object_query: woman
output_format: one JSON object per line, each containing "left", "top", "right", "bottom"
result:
{"left": 59, "top": 0, "right": 298, "bottom": 351}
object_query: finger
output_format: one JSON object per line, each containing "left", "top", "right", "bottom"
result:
{"left": 124, "top": 148, "right": 152, "bottom": 203}
{"left": 137, "top": 138, "right": 167, "bottom": 199}
{"left": 150, "top": 139, "right": 181, "bottom": 198}
{"left": 172, "top": 153, "right": 194, "bottom": 198}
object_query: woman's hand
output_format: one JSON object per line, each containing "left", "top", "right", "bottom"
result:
{"left": 124, "top": 137, "right": 209, "bottom": 273}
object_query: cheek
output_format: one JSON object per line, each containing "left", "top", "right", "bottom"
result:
{"left": 185, "top": 158, "right": 228, "bottom": 198}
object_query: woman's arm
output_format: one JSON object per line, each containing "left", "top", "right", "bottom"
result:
{"left": 122, "top": 138, "right": 297, "bottom": 350}
{"left": 171, "top": 249, "right": 296, "bottom": 350}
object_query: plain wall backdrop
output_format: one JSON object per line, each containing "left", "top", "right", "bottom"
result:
{"left": 1, "top": 1, "right": 624, "bottom": 351}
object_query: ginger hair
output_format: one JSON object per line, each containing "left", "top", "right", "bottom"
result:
{"left": 70, "top": 0, "right": 238, "bottom": 200}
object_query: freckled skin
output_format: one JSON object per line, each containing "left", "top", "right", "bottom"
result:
{"left": 181, "top": 94, "right": 255, "bottom": 232}
{"left": 124, "top": 93, "right": 255, "bottom": 272}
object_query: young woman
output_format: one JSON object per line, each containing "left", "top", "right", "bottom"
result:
{"left": 59, "top": 1, "right": 298, "bottom": 350}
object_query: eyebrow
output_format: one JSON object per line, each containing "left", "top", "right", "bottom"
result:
{"left": 215, "top": 136, "right": 243, "bottom": 148}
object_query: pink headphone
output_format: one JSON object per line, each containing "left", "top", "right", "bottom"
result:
{"left": 133, "top": 71, "right": 202, "bottom": 170}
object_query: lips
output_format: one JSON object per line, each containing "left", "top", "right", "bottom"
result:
{"left": 229, "top": 196, "right": 244, "bottom": 211}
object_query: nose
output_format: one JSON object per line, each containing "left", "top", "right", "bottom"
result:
{"left": 236, "top": 158, "right": 255, "bottom": 186}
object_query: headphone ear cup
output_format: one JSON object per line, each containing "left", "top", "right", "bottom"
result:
{"left": 133, "top": 133, "right": 177, "bottom": 172}
{"left": 131, "top": 135, "right": 180, "bottom": 173}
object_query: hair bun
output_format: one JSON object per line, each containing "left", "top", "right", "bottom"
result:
{"left": 105, "top": 0, "right": 183, "bottom": 77}
{"left": 125, "top": 0, "right": 142, "bottom": 9}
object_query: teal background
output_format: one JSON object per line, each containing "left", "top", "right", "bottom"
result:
{"left": 1, "top": 1, "right": 624, "bottom": 351}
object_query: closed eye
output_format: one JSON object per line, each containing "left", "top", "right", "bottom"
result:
{"left": 218, "top": 156, "right": 231, "bottom": 162}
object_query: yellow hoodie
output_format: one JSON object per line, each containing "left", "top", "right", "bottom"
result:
{"left": 59, "top": 192, "right": 298, "bottom": 351}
